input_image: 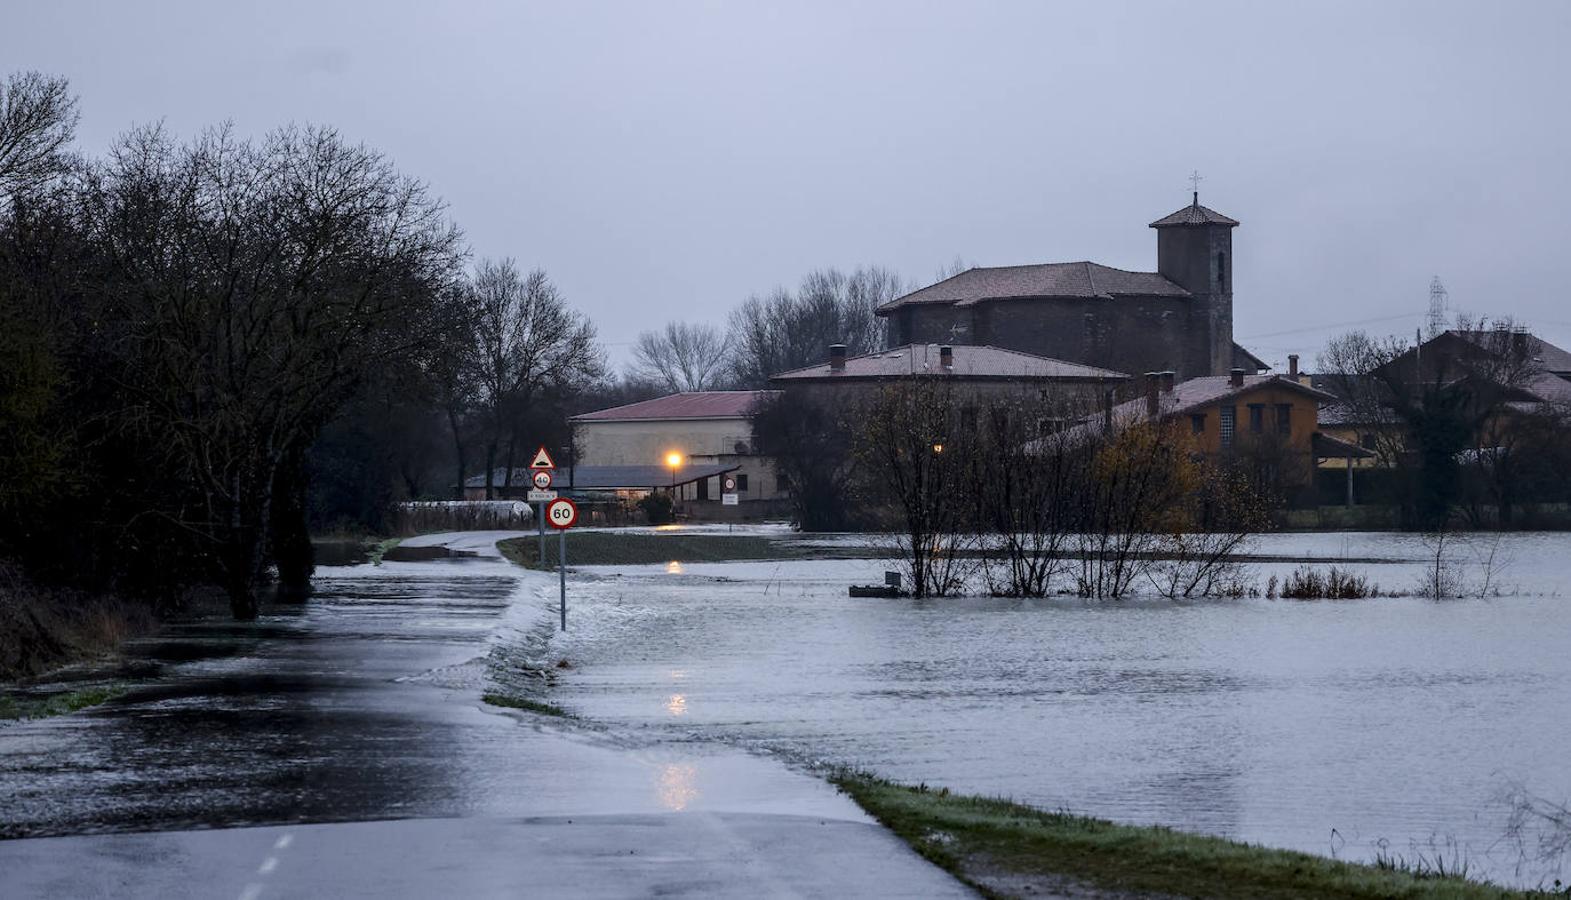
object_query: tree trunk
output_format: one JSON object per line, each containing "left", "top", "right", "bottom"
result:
{"left": 447, "top": 405, "right": 468, "bottom": 500}
{"left": 271, "top": 447, "right": 314, "bottom": 602}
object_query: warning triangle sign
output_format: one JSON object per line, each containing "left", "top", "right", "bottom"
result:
{"left": 529, "top": 446, "right": 556, "bottom": 470}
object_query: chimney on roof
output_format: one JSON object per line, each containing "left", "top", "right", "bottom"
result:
{"left": 829, "top": 344, "right": 846, "bottom": 372}
{"left": 1160, "top": 370, "right": 1175, "bottom": 393}
{"left": 1229, "top": 367, "right": 1245, "bottom": 388}
{"left": 1145, "top": 373, "right": 1160, "bottom": 418}
{"left": 1288, "top": 354, "right": 1299, "bottom": 378}
{"left": 939, "top": 345, "right": 953, "bottom": 370}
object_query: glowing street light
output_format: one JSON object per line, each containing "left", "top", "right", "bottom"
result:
{"left": 666, "top": 451, "right": 684, "bottom": 496}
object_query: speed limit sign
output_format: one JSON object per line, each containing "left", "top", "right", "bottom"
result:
{"left": 531, "top": 469, "right": 553, "bottom": 490}
{"left": 545, "top": 497, "right": 579, "bottom": 530}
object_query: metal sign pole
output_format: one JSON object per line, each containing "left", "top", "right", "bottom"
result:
{"left": 538, "top": 501, "right": 546, "bottom": 566}
{"left": 559, "top": 527, "right": 567, "bottom": 631}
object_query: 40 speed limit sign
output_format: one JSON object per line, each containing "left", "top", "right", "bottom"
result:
{"left": 545, "top": 497, "right": 579, "bottom": 530}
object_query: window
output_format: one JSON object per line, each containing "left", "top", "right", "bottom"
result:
{"left": 1190, "top": 414, "right": 1206, "bottom": 435}
{"left": 1217, "top": 251, "right": 1226, "bottom": 288}
{"left": 696, "top": 477, "right": 710, "bottom": 500}
{"left": 1275, "top": 403, "right": 1292, "bottom": 435}
{"left": 735, "top": 473, "right": 749, "bottom": 492}
{"left": 1219, "top": 406, "right": 1235, "bottom": 448}
{"left": 1248, "top": 404, "right": 1264, "bottom": 434}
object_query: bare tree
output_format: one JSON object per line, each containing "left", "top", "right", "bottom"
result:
{"left": 630, "top": 320, "right": 731, "bottom": 392}
{"left": 74, "top": 122, "right": 467, "bottom": 617}
{"left": 468, "top": 259, "right": 602, "bottom": 499}
{"left": 969, "top": 389, "right": 1090, "bottom": 597}
{"left": 1073, "top": 420, "right": 1197, "bottom": 599}
{"left": 728, "top": 266, "right": 903, "bottom": 387}
{"left": 0, "top": 71, "right": 79, "bottom": 203}
{"left": 854, "top": 380, "right": 975, "bottom": 598}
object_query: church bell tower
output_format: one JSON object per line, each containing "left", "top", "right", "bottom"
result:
{"left": 1151, "top": 189, "right": 1239, "bottom": 376}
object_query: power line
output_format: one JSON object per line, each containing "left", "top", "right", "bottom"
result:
{"left": 1238, "top": 309, "right": 1425, "bottom": 341}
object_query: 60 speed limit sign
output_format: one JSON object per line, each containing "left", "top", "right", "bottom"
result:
{"left": 545, "top": 497, "right": 579, "bottom": 530}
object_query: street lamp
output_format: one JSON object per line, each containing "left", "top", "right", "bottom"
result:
{"left": 666, "top": 452, "right": 684, "bottom": 497}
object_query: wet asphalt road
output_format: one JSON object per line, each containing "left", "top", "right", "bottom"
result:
{"left": 0, "top": 542, "right": 973, "bottom": 898}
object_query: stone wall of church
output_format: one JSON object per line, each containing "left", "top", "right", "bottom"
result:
{"left": 891, "top": 296, "right": 1217, "bottom": 380}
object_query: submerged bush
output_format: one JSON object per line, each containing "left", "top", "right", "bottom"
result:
{"left": 1278, "top": 565, "right": 1377, "bottom": 600}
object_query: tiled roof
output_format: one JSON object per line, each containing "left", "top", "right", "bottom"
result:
{"left": 1312, "top": 432, "right": 1376, "bottom": 460}
{"left": 769, "top": 344, "right": 1129, "bottom": 383}
{"left": 1105, "top": 374, "right": 1336, "bottom": 423}
{"left": 877, "top": 262, "right": 1189, "bottom": 313}
{"left": 464, "top": 464, "right": 738, "bottom": 490}
{"left": 571, "top": 391, "right": 778, "bottom": 422}
{"left": 1232, "top": 342, "right": 1268, "bottom": 373}
{"left": 1148, "top": 201, "right": 1240, "bottom": 228}
{"left": 1448, "top": 330, "right": 1571, "bottom": 374}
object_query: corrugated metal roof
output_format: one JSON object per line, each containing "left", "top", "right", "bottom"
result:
{"left": 769, "top": 344, "right": 1129, "bottom": 382}
{"left": 877, "top": 262, "right": 1189, "bottom": 313}
{"left": 570, "top": 391, "right": 778, "bottom": 422}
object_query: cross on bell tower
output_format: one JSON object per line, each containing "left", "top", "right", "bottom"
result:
{"left": 1188, "top": 170, "right": 1203, "bottom": 205}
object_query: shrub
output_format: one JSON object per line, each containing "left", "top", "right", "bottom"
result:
{"left": 1279, "top": 565, "right": 1376, "bottom": 600}
{"left": 637, "top": 492, "right": 675, "bottom": 525}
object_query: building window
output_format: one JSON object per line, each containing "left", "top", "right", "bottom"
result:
{"left": 696, "top": 477, "right": 709, "bottom": 500}
{"left": 1217, "top": 251, "right": 1226, "bottom": 287}
{"left": 1248, "top": 404, "right": 1264, "bottom": 433}
{"left": 1219, "top": 406, "right": 1235, "bottom": 448}
{"left": 735, "top": 473, "right": 749, "bottom": 492}
{"left": 1190, "top": 414, "right": 1206, "bottom": 435}
{"left": 1275, "top": 403, "right": 1292, "bottom": 435}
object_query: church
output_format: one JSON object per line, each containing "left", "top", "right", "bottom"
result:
{"left": 876, "top": 193, "right": 1265, "bottom": 380}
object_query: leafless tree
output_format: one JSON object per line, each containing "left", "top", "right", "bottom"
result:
{"left": 727, "top": 266, "right": 903, "bottom": 387}
{"left": 74, "top": 122, "right": 467, "bottom": 616}
{"left": 468, "top": 259, "right": 602, "bottom": 499}
{"left": 854, "top": 379, "right": 976, "bottom": 598}
{"left": 0, "top": 71, "right": 79, "bottom": 203}
{"left": 1072, "top": 420, "right": 1196, "bottom": 599}
{"left": 630, "top": 320, "right": 732, "bottom": 392}
{"left": 968, "top": 389, "right": 1091, "bottom": 597}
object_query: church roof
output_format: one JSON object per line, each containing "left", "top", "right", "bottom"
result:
{"left": 1149, "top": 199, "right": 1240, "bottom": 228}
{"left": 876, "top": 261, "right": 1189, "bottom": 313}
{"left": 770, "top": 344, "right": 1129, "bottom": 383}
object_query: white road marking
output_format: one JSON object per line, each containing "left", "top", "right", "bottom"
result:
{"left": 258, "top": 856, "right": 278, "bottom": 875}
{"left": 274, "top": 833, "right": 293, "bottom": 850}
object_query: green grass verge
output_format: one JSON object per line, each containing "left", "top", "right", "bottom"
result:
{"left": 497, "top": 531, "right": 810, "bottom": 570}
{"left": 0, "top": 684, "right": 127, "bottom": 722}
{"left": 831, "top": 773, "right": 1547, "bottom": 900}
{"left": 481, "top": 691, "right": 572, "bottom": 718}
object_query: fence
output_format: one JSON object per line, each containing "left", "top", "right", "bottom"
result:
{"left": 392, "top": 501, "right": 533, "bottom": 535}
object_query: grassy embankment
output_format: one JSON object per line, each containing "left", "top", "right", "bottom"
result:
{"left": 0, "top": 684, "right": 127, "bottom": 722}
{"left": 481, "top": 691, "right": 572, "bottom": 718}
{"left": 835, "top": 774, "right": 1554, "bottom": 900}
{"left": 497, "top": 531, "right": 821, "bottom": 570}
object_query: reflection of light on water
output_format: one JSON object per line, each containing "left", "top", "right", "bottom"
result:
{"left": 658, "top": 764, "right": 699, "bottom": 811}
{"left": 668, "top": 669, "right": 686, "bottom": 681}
{"left": 665, "top": 693, "right": 687, "bottom": 716}
{"left": 665, "top": 560, "right": 684, "bottom": 575}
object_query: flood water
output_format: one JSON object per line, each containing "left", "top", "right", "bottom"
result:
{"left": 530, "top": 530, "right": 1571, "bottom": 888}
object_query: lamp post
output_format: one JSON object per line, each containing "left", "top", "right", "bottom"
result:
{"left": 666, "top": 452, "right": 684, "bottom": 504}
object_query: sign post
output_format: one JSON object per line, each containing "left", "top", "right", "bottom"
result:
{"left": 546, "top": 497, "right": 579, "bottom": 630}
{"left": 721, "top": 474, "right": 739, "bottom": 506}
{"left": 529, "top": 447, "right": 557, "bottom": 567}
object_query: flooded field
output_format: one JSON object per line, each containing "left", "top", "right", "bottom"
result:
{"left": 531, "top": 530, "right": 1571, "bottom": 888}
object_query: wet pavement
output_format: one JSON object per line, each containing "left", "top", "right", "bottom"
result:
{"left": 0, "top": 536, "right": 973, "bottom": 898}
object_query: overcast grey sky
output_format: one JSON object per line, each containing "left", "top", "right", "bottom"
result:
{"left": 5, "top": 1, "right": 1569, "bottom": 369}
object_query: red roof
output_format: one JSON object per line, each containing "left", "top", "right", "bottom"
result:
{"left": 570, "top": 391, "right": 778, "bottom": 422}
